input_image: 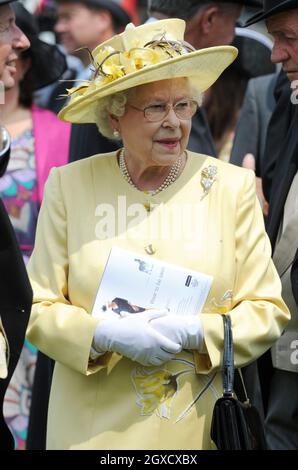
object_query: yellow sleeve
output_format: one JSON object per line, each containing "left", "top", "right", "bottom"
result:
{"left": 26, "top": 168, "right": 113, "bottom": 376}
{"left": 195, "top": 170, "right": 290, "bottom": 373}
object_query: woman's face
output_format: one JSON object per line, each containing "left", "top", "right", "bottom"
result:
{"left": 114, "top": 78, "right": 194, "bottom": 167}
{"left": 0, "top": 4, "right": 30, "bottom": 89}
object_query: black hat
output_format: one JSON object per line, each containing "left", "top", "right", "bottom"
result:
{"left": 245, "top": 0, "right": 298, "bottom": 26}
{"left": 12, "top": 3, "right": 67, "bottom": 90}
{"left": 148, "top": 0, "right": 263, "bottom": 19}
{"left": 56, "top": 1, "right": 131, "bottom": 27}
{"left": 232, "top": 27, "right": 277, "bottom": 77}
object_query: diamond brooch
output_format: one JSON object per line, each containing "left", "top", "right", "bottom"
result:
{"left": 200, "top": 165, "right": 217, "bottom": 199}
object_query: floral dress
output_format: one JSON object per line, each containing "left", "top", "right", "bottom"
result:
{"left": 0, "top": 129, "right": 38, "bottom": 450}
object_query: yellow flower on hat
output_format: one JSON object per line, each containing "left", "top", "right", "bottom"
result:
{"left": 65, "top": 85, "right": 89, "bottom": 98}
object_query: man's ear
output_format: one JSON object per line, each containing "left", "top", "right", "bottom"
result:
{"left": 200, "top": 6, "right": 219, "bottom": 34}
{"left": 185, "top": 5, "right": 219, "bottom": 47}
{"left": 94, "top": 9, "right": 114, "bottom": 34}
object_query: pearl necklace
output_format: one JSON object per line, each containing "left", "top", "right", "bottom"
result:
{"left": 118, "top": 148, "right": 182, "bottom": 196}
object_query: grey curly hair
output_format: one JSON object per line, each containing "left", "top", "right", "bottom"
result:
{"left": 94, "top": 80, "right": 203, "bottom": 140}
{"left": 93, "top": 90, "right": 131, "bottom": 140}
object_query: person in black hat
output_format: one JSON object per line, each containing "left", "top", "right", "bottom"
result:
{"left": 55, "top": 0, "right": 131, "bottom": 58}
{"left": 39, "top": 1, "right": 131, "bottom": 115}
{"left": 0, "top": 0, "right": 32, "bottom": 450}
{"left": 148, "top": 0, "right": 262, "bottom": 49}
{"left": 245, "top": 0, "right": 298, "bottom": 26}
{"left": 244, "top": 0, "right": 298, "bottom": 450}
{"left": 205, "top": 27, "right": 276, "bottom": 160}
{"left": 229, "top": 25, "right": 279, "bottom": 193}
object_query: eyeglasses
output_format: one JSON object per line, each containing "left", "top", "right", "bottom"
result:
{"left": 128, "top": 99, "right": 198, "bottom": 122}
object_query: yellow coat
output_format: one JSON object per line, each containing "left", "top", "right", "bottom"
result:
{"left": 27, "top": 151, "right": 289, "bottom": 450}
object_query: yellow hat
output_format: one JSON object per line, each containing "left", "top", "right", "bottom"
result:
{"left": 59, "top": 19, "right": 238, "bottom": 124}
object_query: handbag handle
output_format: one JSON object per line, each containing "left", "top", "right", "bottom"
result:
{"left": 222, "top": 314, "right": 234, "bottom": 397}
{"left": 222, "top": 315, "right": 249, "bottom": 403}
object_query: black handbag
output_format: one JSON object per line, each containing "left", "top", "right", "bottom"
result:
{"left": 210, "top": 315, "right": 267, "bottom": 450}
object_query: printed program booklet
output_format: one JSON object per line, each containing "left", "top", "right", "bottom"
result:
{"left": 91, "top": 247, "right": 213, "bottom": 318}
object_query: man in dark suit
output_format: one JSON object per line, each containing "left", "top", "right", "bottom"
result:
{"left": 230, "top": 72, "right": 278, "bottom": 175}
{"left": 230, "top": 71, "right": 279, "bottom": 216}
{"left": 0, "top": 0, "right": 32, "bottom": 450}
{"left": 245, "top": 0, "right": 298, "bottom": 449}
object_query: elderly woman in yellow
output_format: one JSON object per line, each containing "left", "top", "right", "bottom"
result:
{"left": 27, "top": 19, "right": 289, "bottom": 450}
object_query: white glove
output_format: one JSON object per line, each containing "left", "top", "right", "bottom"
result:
{"left": 93, "top": 310, "right": 182, "bottom": 366}
{"left": 150, "top": 314, "right": 204, "bottom": 351}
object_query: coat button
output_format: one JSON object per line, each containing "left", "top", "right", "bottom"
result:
{"left": 144, "top": 244, "right": 156, "bottom": 255}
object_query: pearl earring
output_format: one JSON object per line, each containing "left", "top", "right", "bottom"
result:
{"left": 113, "top": 129, "right": 120, "bottom": 139}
